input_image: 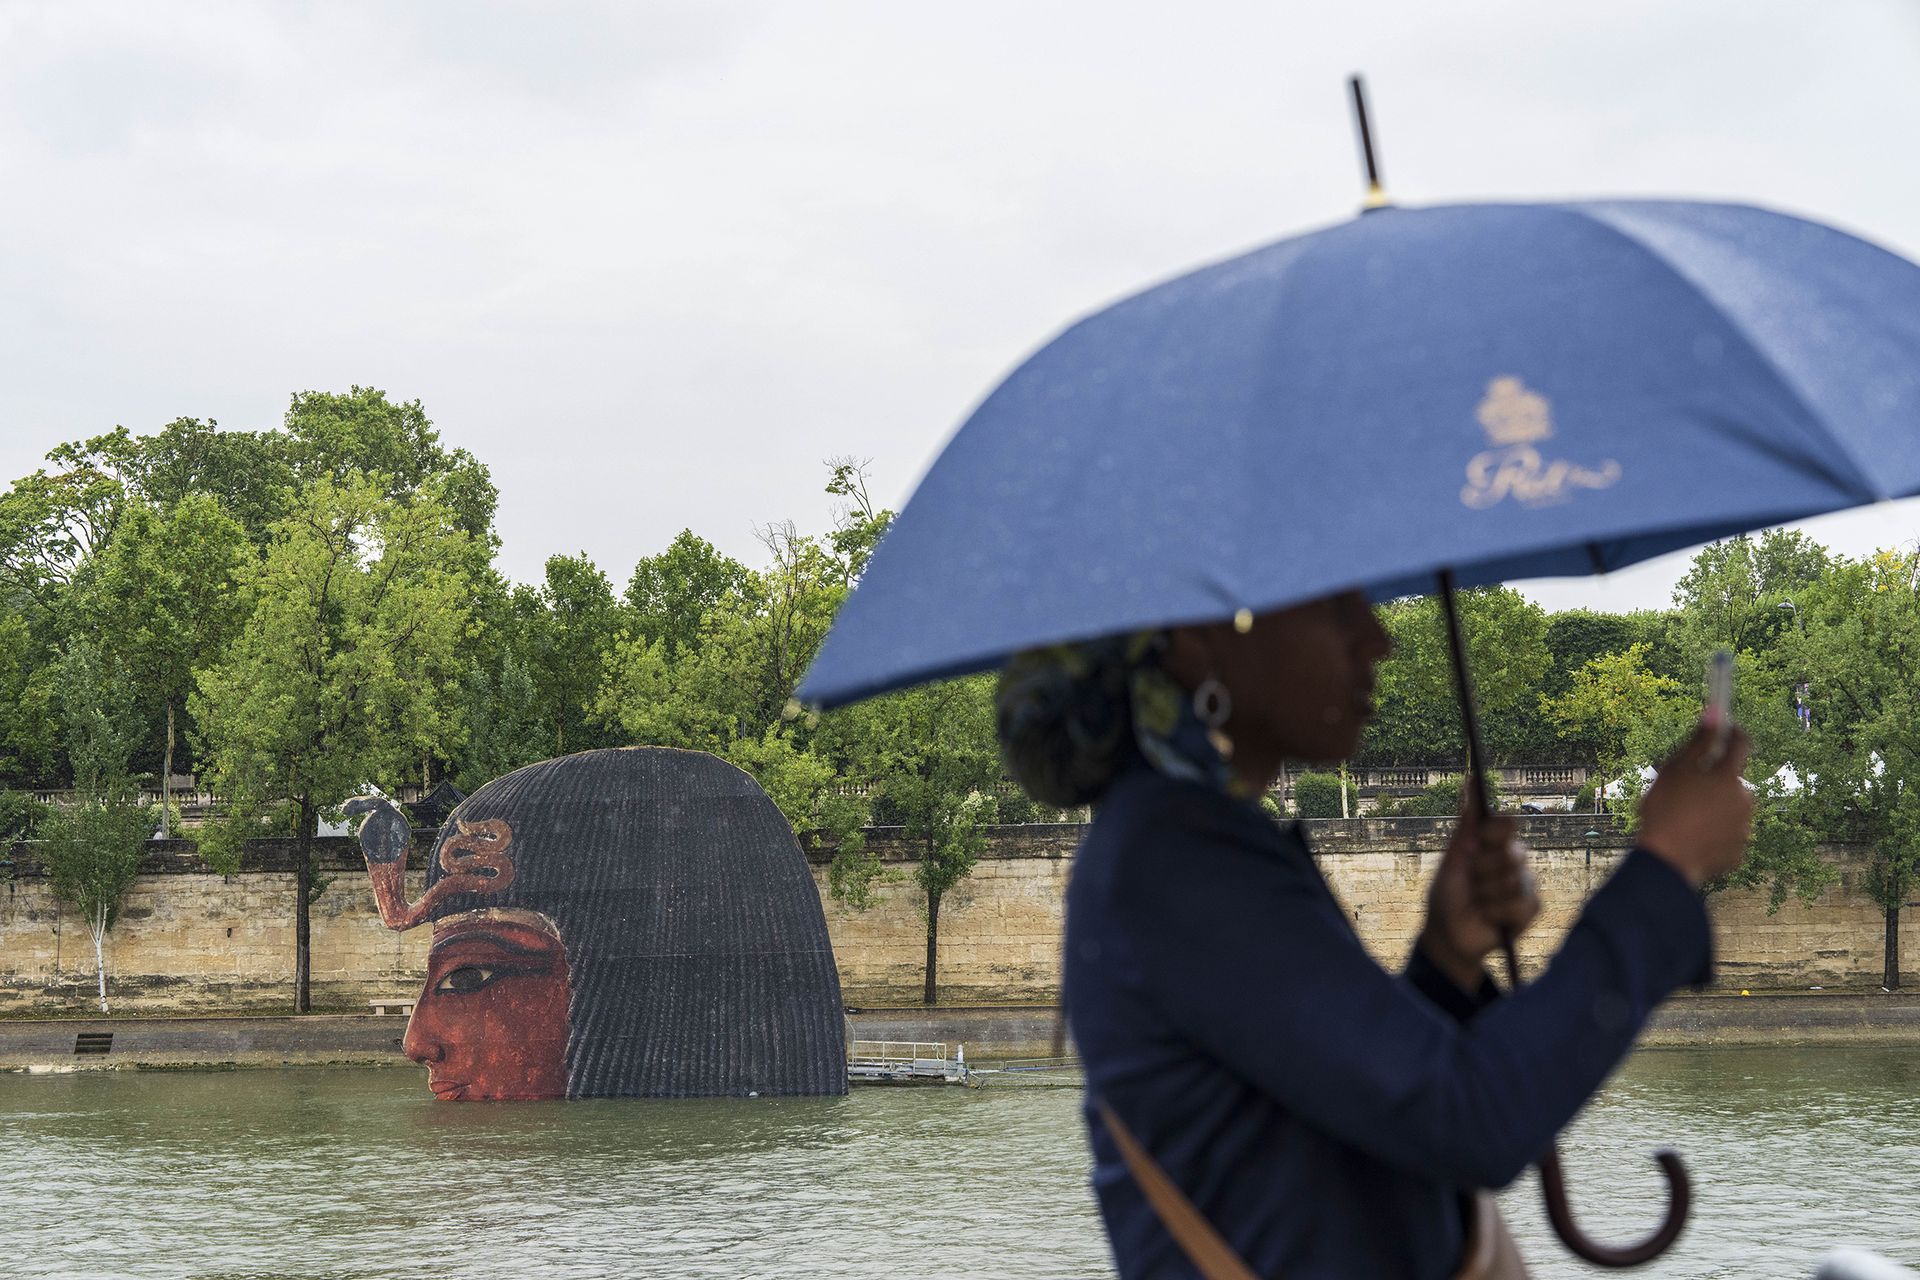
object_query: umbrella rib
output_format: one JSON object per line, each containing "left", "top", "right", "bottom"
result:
{"left": 1557, "top": 204, "right": 1885, "bottom": 503}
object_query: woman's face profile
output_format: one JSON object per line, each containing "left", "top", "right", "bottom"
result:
{"left": 403, "top": 910, "right": 571, "bottom": 1101}
{"left": 1169, "top": 590, "right": 1393, "bottom": 764}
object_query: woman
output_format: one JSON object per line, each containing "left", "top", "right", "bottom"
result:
{"left": 353, "top": 747, "right": 848, "bottom": 1100}
{"left": 997, "top": 592, "right": 1751, "bottom": 1278}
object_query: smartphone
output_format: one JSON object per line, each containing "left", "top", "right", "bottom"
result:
{"left": 1704, "top": 649, "right": 1735, "bottom": 738}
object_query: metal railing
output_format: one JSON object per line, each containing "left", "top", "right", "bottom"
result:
{"left": 847, "top": 1040, "right": 950, "bottom": 1066}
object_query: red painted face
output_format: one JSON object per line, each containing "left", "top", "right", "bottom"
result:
{"left": 402, "top": 911, "right": 570, "bottom": 1101}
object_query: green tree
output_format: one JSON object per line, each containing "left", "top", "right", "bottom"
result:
{"left": 1716, "top": 779, "right": 1833, "bottom": 912}
{"left": 528, "top": 553, "right": 626, "bottom": 755}
{"left": 1544, "top": 644, "right": 1688, "bottom": 815}
{"left": 41, "top": 638, "right": 153, "bottom": 1011}
{"left": 122, "top": 417, "right": 295, "bottom": 546}
{"left": 625, "top": 530, "right": 749, "bottom": 661}
{"left": 598, "top": 518, "right": 885, "bottom": 903}
{"left": 835, "top": 676, "right": 1000, "bottom": 1003}
{"left": 0, "top": 610, "right": 59, "bottom": 786}
{"left": 1365, "top": 587, "right": 1551, "bottom": 766}
{"left": 1293, "top": 771, "right": 1356, "bottom": 819}
{"left": 281, "top": 387, "right": 498, "bottom": 544}
{"left": 0, "top": 789, "right": 44, "bottom": 886}
{"left": 593, "top": 624, "right": 741, "bottom": 752}
{"left": 450, "top": 651, "right": 550, "bottom": 791}
{"left": 0, "top": 443, "right": 131, "bottom": 614}
{"left": 1784, "top": 549, "right": 1920, "bottom": 988}
{"left": 1542, "top": 611, "right": 1642, "bottom": 698}
{"left": 750, "top": 523, "right": 848, "bottom": 727}
{"left": 84, "top": 494, "right": 250, "bottom": 835}
{"left": 725, "top": 724, "right": 880, "bottom": 906}
{"left": 824, "top": 456, "right": 892, "bottom": 586}
{"left": 193, "top": 475, "right": 475, "bottom": 1011}
{"left": 1672, "top": 530, "right": 1830, "bottom": 661}
{"left": 598, "top": 520, "right": 851, "bottom": 750}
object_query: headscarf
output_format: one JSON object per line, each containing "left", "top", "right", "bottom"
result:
{"left": 996, "top": 631, "right": 1241, "bottom": 804}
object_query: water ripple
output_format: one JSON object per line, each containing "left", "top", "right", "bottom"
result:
{"left": 4, "top": 1047, "right": 1918, "bottom": 1277}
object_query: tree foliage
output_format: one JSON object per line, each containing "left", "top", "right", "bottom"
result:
{"left": 626, "top": 530, "right": 749, "bottom": 661}
{"left": 526, "top": 553, "right": 624, "bottom": 755}
{"left": 830, "top": 676, "right": 1000, "bottom": 1002}
{"left": 14, "top": 400, "right": 1920, "bottom": 1000}
{"left": 1544, "top": 644, "right": 1686, "bottom": 805}
{"left": 192, "top": 473, "right": 475, "bottom": 1010}
{"left": 40, "top": 637, "right": 153, "bottom": 1010}
{"left": 1293, "top": 771, "right": 1356, "bottom": 819}
{"left": 1778, "top": 550, "right": 1920, "bottom": 985}
{"left": 83, "top": 493, "right": 250, "bottom": 834}
{"left": 1365, "top": 587, "right": 1551, "bottom": 765}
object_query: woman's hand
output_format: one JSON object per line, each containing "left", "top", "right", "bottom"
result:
{"left": 1638, "top": 722, "right": 1754, "bottom": 888}
{"left": 1419, "top": 803, "right": 1542, "bottom": 993}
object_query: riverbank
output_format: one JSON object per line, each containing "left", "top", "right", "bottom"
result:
{"left": 1640, "top": 990, "right": 1920, "bottom": 1045}
{"left": 4, "top": 994, "right": 1920, "bottom": 1072}
{"left": 10, "top": 823, "right": 1913, "bottom": 1012}
{"left": 0, "top": 1006, "right": 1068, "bottom": 1072}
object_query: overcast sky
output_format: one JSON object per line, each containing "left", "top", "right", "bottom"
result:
{"left": 4, "top": 1, "right": 1918, "bottom": 611}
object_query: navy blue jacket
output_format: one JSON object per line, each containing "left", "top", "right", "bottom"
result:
{"left": 1065, "top": 766, "right": 1712, "bottom": 1279}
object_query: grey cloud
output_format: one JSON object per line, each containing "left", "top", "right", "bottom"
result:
{"left": 2, "top": 0, "right": 1917, "bottom": 602}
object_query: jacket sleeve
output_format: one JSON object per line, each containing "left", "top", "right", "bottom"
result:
{"left": 1403, "top": 944, "right": 1502, "bottom": 1025}
{"left": 1117, "top": 821, "right": 1710, "bottom": 1189}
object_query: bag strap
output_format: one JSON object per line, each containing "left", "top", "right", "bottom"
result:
{"left": 1098, "top": 1102, "right": 1518, "bottom": 1280}
{"left": 1096, "top": 1101, "right": 1260, "bottom": 1280}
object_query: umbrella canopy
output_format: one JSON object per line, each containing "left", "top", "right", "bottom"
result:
{"left": 799, "top": 200, "right": 1920, "bottom": 709}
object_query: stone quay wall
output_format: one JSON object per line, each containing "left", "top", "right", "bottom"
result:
{"left": 0, "top": 818, "right": 1904, "bottom": 1014}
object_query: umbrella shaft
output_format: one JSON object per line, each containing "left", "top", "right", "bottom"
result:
{"left": 1435, "top": 569, "right": 1519, "bottom": 984}
{"left": 1435, "top": 569, "right": 1493, "bottom": 816}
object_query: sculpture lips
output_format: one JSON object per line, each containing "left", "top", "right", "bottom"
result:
{"left": 428, "top": 1081, "right": 470, "bottom": 1101}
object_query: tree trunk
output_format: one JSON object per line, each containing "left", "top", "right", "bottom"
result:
{"left": 160, "top": 701, "right": 175, "bottom": 840}
{"left": 920, "top": 741, "right": 939, "bottom": 1007}
{"left": 1886, "top": 905, "right": 1901, "bottom": 991}
{"left": 295, "top": 796, "right": 315, "bottom": 1013}
{"left": 93, "top": 903, "right": 108, "bottom": 1013}
{"left": 923, "top": 884, "right": 942, "bottom": 1006}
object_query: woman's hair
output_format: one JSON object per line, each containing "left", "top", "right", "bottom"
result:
{"left": 995, "top": 638, "right": 1151, "bottom": 808}
{"left": 424, "top": 747, "right": 847, "bottom": 1098}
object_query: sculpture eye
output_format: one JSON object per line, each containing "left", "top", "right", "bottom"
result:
{"left": 435, "top": 965, "right": 496, "bottom": 994}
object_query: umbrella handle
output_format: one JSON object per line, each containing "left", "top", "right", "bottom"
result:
{"left": 1439, "top": 570, "right": 1691, "bottom": 1267}
{"left": 1538, "top": 1141, "right": 1692, "bottom": 1268}
{"left": 1498, "top": 937, "right": 1692, "bottom": 1267}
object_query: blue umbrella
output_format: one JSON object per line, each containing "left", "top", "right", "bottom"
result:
{"left": 798, "top": 200, "right": 1920, "bottom": 710}
{"left": 796, "top": 84, "right": 1920, "bottom": 1268}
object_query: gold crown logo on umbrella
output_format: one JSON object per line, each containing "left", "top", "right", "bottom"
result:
{"left": 1476, "top": 376, "right": 1554, "bottom": 445}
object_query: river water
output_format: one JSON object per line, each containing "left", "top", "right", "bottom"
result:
{"left": 0, "top": 1046, "right": 1914, "bottom": 1278}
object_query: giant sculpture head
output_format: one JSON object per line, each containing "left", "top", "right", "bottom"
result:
{"left": 348, "top": 748, "right": 847, "bottom": 1100}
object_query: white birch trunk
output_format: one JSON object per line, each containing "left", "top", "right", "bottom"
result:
{"left": 91, "top": 901, "right": 108, "bottom": 1013}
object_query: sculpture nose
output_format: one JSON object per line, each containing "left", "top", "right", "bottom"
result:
{"left": 401, "top": 1003, "right": 444, "bottom": 1064}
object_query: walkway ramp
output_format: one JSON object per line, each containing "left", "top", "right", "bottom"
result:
{"left": 846, "top": 1039, "right": 969, "bottom": 1085}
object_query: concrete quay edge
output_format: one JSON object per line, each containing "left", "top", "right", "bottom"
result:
{"left": 2, "top": 995, "right": 1918, "bottom": 1073}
